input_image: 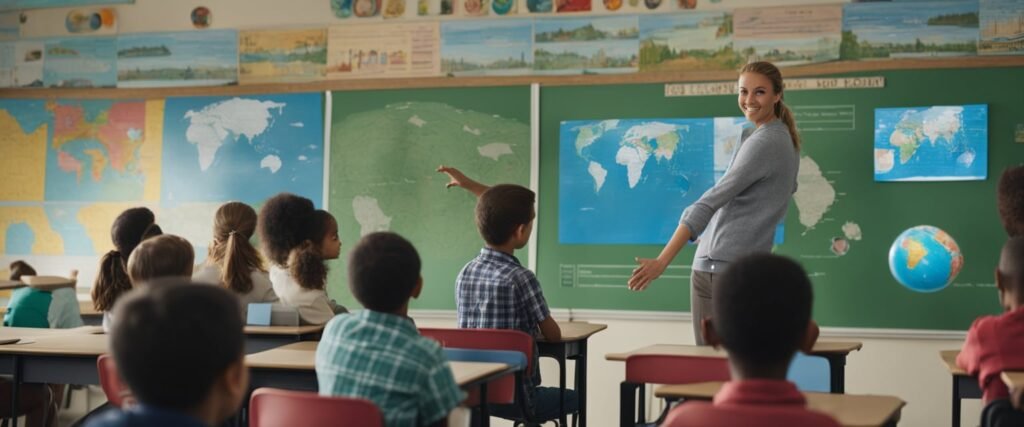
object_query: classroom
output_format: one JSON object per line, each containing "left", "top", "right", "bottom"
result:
{"left": 0, "top": 0, "right": 1023, "bottom": 426}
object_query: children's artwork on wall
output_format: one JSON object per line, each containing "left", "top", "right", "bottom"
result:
{"left": 354, "top": 0, "right": 382, "bottom": 17}
{"left": 643, "top": 0, "right": 660, "bottom": 10}
{"left": 556, "top": 0, "right": 590, "bottom": 13}
{"left": 0, "top": 13, "right": 17, "bottom": 41}
{"left": 441, "top": 20, "right": 532, "bottom": 76}
{"left": 492, "top": 0, "right": 515, "bottom": 15}
{"left": 980, "top": 0, "right": 1024, "bottom": 55}
{"left": 603, "top": 0, "right": 622, "bottom": 12}
{"left": 64, "top": 8, "right": 115, "bottom": 34}
{"left": 462, "top": 0, "right": 488, "bottom": 16}
{"left": 327, "top": 22, "right": 441, "bottom": 78}
{"left": 678, "top": 0, "right": 695, "bottom": 9}
{"left": 734, "top": 4, "right": 842, "bottom": 66}
{"left": 639, "top": 11, "right": 738, "bottom": 72}
{"left": 0, "top": 0, "right": 134, "bottom": 13}
{"left": 239, "top": 28, "right": 327, "bottom": 84}
{"left": 13, "top": 40, "right": 42, "bottom": 87}
{"left": 383, "top": 0, "right": 406, "bottom": 18}
{"left": 117, "top": 30, "right": 238, "bottom": 88}
{"left": 873, "top": 104, "right": 988, "bottom": 182}
{"left": 528, "top": 0, "right": 552, "bottom": 13}
{"left": 441, "top": 0, "right": 454, "bottom": 14}
{"left": 190, "top": 6, "right": 211, "bottom": 29}
{"left": 42, "top": 37, "right": 116, "bottom": 88}
{"left": 332, "top": 0, "right": 353, "bottom": 18}
{"left": 0, "top": 42, "right": 13, "bottom": 87}
{"left": 533, "top": 16, "right": 638, "bottom": 74}
{"left": 842, "top": 1, "right": 979, "bottom": 60}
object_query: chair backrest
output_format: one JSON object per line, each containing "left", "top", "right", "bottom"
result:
{"left": 625, "top": 354, "right": 731, "bottom": 385}
{"left": 96, "top": 354, "right": 128, "bottom": 408}
{"left": 787, "top": 352, "right": 831, "bottom": 392}
{"left": 662, "top": 401, "right": 842, "bottom": 427}
{"left": 420, "top": 328, "right": 531, "bottom": 407}
{"left": 249, "top": 387, "right": 384, "bottom": 427}
{"left": 443, "top": 348, "right": 526, "bottom": 404}
{"left": 982, "top": 398, "right": 1024, "bottom": 427}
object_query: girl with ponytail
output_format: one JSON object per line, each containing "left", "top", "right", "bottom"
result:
{"left": 91, "top": 207, "right": 162, "bottom": 331}
{"left": 258, "top": 193, "right": 347, "bottom": 325}
{"left": 629, "top": 61, "right": 802, "bottom": 344}
{"left": 194, "top": 202, "right": 279, "bottom": 318}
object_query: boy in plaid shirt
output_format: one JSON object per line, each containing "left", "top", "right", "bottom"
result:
{"left": 316, "top": 232, "right": 465, "bottom": 427}
{"left": 438, "top": 166, "right": 578, "bottom": 423}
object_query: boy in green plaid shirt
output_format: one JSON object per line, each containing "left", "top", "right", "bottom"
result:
{"left": 315, "top": 232, "right": 465, "bottom": 427}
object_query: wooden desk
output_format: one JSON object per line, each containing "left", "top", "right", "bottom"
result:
{"left": 606, "top": 341, "right": 862, "bottom": 394}
{"left": 78, "top": 301, "right": 102, "bottom": 326}
{"left": 654, "top": 381, "right": 905, "bottom": 427}
{"left": 242, "top": 324, "right": 324, "bottom": 354}
{"left": 537, "top": 321, "right": 607, "bottom": 427}
{"left": 246, "top": 341, "right": 516, "bottom": 427}
{"left": 1002, "top": 371, "right": 1024, "bottom": 390}
{"left": 940, "top": 350, "right": 982, "bottom": 427}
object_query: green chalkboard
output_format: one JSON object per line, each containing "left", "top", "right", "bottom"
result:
{"left": 325, "top": 86, "right": 532, "bottom": 311}
{"left": 536, "top": 66, "right": 1024, "bottom": 330}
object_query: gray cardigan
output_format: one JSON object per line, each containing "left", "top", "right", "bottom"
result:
{"left": 680, "top": 119, "right": 799, "bottom": 273}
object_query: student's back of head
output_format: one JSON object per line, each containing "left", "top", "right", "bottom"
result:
{"left": 999, "top": 166, "right": 1024, "bottom": 237}
{"left": 108, "top": 281, "right": 246, "bottom": 424}
{"left": 348, "top": 231, "right": 421, "bottom": 313}
{"left": 707, "top": 253, "right": 814, "bottom": 376}
{"left": 998, "top": 237, "right": 1024, "bottom": 306}
{"left": 257, "top": 193, "right": 338, "bottom": 291}
{"left": 207, "top": 201, "right": 265, "bottom": 294}
{"left": 476, "top": 184, "right": 535, "bottom": 247}
{"left": 92, "top": 207, "right": 162, "bottom": 311}
{"left": 127, "top": 235, "right": 194, "bottom": 286}
{"left": 9, "top": 260, "right": 36, "bottom": 281}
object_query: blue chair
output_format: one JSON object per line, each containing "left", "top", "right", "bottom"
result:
{"left": 787, "top": 352, "right": 830, "bottom": 393}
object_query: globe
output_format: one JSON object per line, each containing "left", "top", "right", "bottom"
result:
{"left": 888, "top": 225, "right": 964, "bottom": 293}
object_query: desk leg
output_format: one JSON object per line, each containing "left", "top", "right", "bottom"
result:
{"left": 578, "top": 339, "right": 588, "bottom": 427}
{"left": 557, "top": 353, "right": 567, "bottom": 427}
{"left": 830, "top": 355, "right": 846, "bottom": 394}
{"left": 11, "top": 356, "right": 20, "bottom": 427}
{"left": 952, "top": 377, "right": 960, "bottom": 427}
{"left": 620, "top": 382, "right": 638, "bottom": 427}
{"left": 480, "top": 383, "right": 490, "bottom": 427}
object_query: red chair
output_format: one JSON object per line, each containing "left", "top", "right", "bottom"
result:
{"left": 621, "top": 354, "right": 731, "bottom": 426}
{"left": 249, "top": 387, "right": 384, "bottom": 427}
{"left": 661, "top": 401, "right": 842, "bottom": 427}
{"left": 96, "top": 354, "right": 130, "bottom": 408}
{"left": 419, "top": 327, "right": 532, "bottom": 406}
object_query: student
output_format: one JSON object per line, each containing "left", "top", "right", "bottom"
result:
{"left": 127, "top": 235, "right": 195, "bottom": 286}
{"left": 3, "top": 260, "right": 83, "bottom": 329}
{"left": 258, "top": 193, "right": 346, "bottom": 325}
{"left": 957, "top": 237, "right": 1024, "bottom": 404}
{"left": 998, "top": 165, "right": 1024, "bottom": 237}
{"left": 92, "top": 207, "right": 162, "bottom": 332}
{"left": 662, "top": 254, "right": 837, "bottom": 427}
{"left": 84, "top": 281, "right": 248, "bottom": 427}
{"left": 193, "top": 201, "right": 278, "bottom": 317}
{"left": 316, "top": 232, "right": 464, "bottom": 427}
{"left": 438, "top": 166, "right": 577, "bottom": 422}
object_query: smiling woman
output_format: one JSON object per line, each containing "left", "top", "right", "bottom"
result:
{"left": 628, "top": 61, "right": 802, "bottom": 344}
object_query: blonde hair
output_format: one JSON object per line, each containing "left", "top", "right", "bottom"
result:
{"left": 127, "top": 235, "right": 195, "bottom": 286}
{"left": 740, "top": 61, "right": 801, "bottom": 150}
{"left": 207, "top": 202, "right": 265, "bottom": 294}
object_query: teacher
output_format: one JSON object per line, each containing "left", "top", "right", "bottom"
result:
{"left": 628, "top": 61, "right": 801, "bottom": 345}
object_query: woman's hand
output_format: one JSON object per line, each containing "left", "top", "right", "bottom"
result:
{"left": 629, "top": 257, "right": 668, "bottom": 291}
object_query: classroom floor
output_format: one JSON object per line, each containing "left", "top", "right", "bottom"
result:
{"left": 56, "top": 385, "right": 107, "bottom": 426}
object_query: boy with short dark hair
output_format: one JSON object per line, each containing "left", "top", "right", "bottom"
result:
{"left": 86, "top": 280, "right": 248, "bottom": 427}
{"left": 998, "top": 166, "right": 1024, "bottom": 237}
{"left": 663, "top": 254, "right": 837, "bottom": 427}
{"left": 958, "top": 237, "right": 1024, "bottom": 403}
{"left": 438, "top": 166, "right": 575, "bottom": 422}
{"left": 315, "top": 232, "right": 464, "bottom": 427}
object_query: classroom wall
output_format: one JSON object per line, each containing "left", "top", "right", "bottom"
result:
{"left": 415, "top": 313, "right": 981, "bottom": 427}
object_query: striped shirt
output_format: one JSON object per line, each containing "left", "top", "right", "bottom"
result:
{"left": 316, "top": 310, "right": 464, "bottom": 427}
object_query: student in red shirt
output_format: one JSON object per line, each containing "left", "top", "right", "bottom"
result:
{"left": 958, "top": 237, "right": 1024, "bottom": 403}
{"left": 663, "top": 254, "right": 838, "bottom": 427}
